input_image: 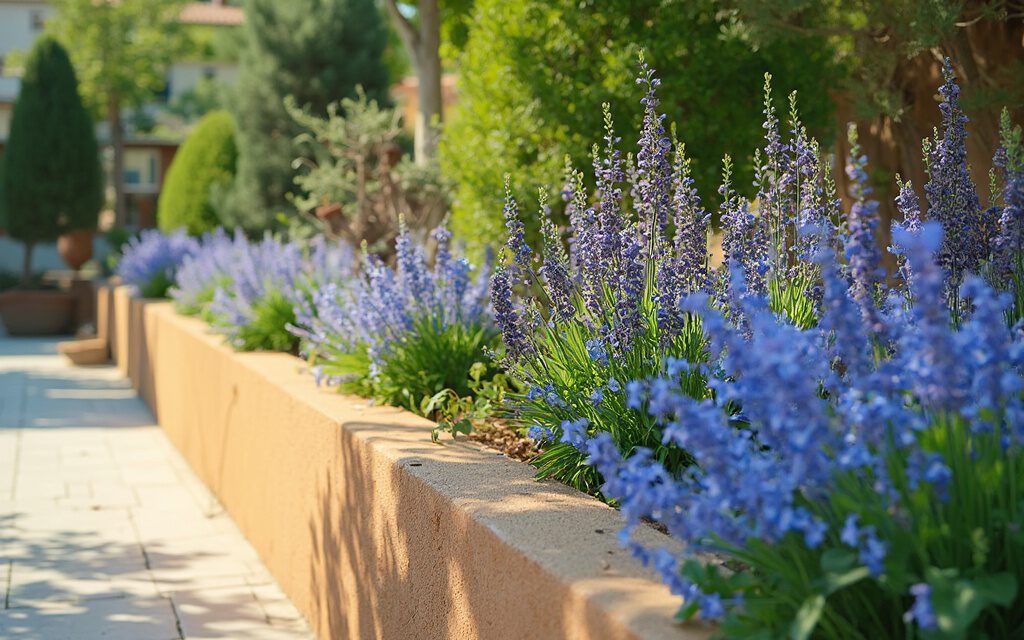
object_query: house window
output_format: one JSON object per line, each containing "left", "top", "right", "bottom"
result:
{"left": 123, "top": 149, "right": 160, "bottom": 190}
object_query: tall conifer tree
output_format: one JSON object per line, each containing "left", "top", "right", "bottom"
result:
{"left": 225, "top": 0, "right": 390, "bottom": 230}
{"left": 1, "top": 37, "right": 102, "bottom": 283}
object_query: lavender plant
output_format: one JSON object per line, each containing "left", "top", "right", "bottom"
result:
{"left": 291, "top": 222, "right": 496, "bottom": 415}
{"left": 116, "top": 229, "right": 199, "bottom": 298}
{"left": 170, "top": 228, "right": 247, "bottom": 318}
{"left": 204, "top": 233, "right": 357, "bottom": 353}
{"left": 494, "top": 61, "right": 843, "bottom": 493}
{"left": 990, "top": 108, "right": 1024, "bottom": 327}
{"left": 586, "top": 223, "right": 1023, "bottom": 638}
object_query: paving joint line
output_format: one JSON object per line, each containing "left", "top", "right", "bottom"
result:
{"left": 3, "top": 560, "right": 11, "bottom": 610}
{"left": 9, "top": 429, "right": 22, "bottom": 501}
{"left": 166, "top": 593, "right": 186, "bottom": 640}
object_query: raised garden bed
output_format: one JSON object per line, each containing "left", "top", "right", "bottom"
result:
{"left": 111, "top": 293, "right": 712, "bottom": 640}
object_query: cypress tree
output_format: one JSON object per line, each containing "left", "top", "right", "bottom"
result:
{"left": 158, "top": 110, "right": 237, "bottom": 235}
{"left": 225, "top": 0, "right": 391, "bottom": 230}
{"left": 1, "top": 36, "right": 103, "bottom": 284}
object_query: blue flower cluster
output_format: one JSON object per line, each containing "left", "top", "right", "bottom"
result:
{"left": 116, "top": 229, "right": 199, "bottom": 299}
{"left": 205, "top": 234, "right": 304, "bottom": 334}
{"left": 164, "top": 227, "right": 353, "bottom": 352}
{"left": 170, "top": 228, "right": 248, "bottom": 314}
{"left": 291, "top": 222, "right": 491, "bottom": 385}
{"left": 588, "top": 223, "right": 1024, "bottom": 633}
{"left": 492, "top": 57, "right": 1024, "bottom": 635}
{"left": 491, "top": 61, "right": 715, "bottom": 493}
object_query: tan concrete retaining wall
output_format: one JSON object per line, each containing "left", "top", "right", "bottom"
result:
{"left": 112, "top": 285, "right": 131, "bottom": 376}
{"left": 96, "top": 285, "right": 112, "bottom": 360}
{"left": 120, "top": 299, "right": 710, "bottom": 640}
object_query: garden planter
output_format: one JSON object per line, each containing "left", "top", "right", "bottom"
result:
{"left": 57, "top": 229, "right": 94, "bottom": 270}
{"left": 0, "top": 289, "right": 75, "bottom": 335}
{"left": 96, "top": 284, "right": 112, "bottom": 350}
{"left": 124, "top": 300, "right": 710, "bottom": 640}
{"left": 112, "top": 285, "right": 132, "bottom": 375}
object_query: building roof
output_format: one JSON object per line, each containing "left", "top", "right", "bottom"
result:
{"left": 179, "top": 2, "right": 243, "bottom": 26}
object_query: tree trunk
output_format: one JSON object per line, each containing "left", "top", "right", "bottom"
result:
{"left": 109, "top": 94, "right": 126, "bottom": 227}
{"left": 20, "top": 241, "right": 34, "bottom": 287}
{"left": 414, "top": 0, "right": 442, "bottom": 164}
{"left": 383, "top": 0, "right": 443, "bottom": 164}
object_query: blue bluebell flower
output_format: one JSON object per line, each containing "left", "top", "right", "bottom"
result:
{"left": 560, "top": 418, "right": 590, "bottom": 451}
{"left": 904, "top": 583, "right": 937, "bottom": 630}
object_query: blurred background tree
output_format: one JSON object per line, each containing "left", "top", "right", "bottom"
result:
{"left": 440, "top": 0, "right": 838, "bottom": 254}
{"left": 222, "top": 0, "right": 391, "bottom": 231}
{"left": 157, "top": 110, "right": 238, "bottom": 236}
{"left": 381, "top": 0, "right": 475, "bottom": 164}
{"left": 0, "top": 37, "right": 103, "bottom": 284}
{"left": 287, "top": 92, "right": 448, "bottom": 253}
{"left": 46, "top": 0, "right": 188, "bottom": 228}
{"left": 726, "top": 0, "right": 1024, "bottom": 225}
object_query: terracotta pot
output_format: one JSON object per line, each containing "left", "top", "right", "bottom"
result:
{"left": 57, "top": 229, "right": 94, "bottom": 271}
{"left": 315, "top": 202, "right": 343, "bottom": 220}
{"left": 0, "top": 289, "right": 75, "bottom": 335}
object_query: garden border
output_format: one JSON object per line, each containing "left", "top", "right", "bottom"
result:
{"left": 110, "top": 292, "right": 711, "bottom": 640}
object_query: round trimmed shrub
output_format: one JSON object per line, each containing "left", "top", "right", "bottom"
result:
{"left": 157, "top": 110, "right": 237, "bottom": 235}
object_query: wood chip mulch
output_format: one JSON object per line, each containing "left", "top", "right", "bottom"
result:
{"left": 467, "top": 420, "right": 540, "bottom": 463}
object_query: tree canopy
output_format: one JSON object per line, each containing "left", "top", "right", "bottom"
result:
{"left": 46, "top": 0, "right": 188, "bottom": 117}
{"left": 440, "top": 0, "right": 837, "bottom": 253}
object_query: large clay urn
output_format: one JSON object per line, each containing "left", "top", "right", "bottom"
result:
{"left": 57, "top": 229, "right": 94, "bottom": 271}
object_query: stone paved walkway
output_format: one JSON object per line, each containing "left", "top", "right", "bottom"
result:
{"left": 0, "top": 337, "right": 316, "bottom": 640}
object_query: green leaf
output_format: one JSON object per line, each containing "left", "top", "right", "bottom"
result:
{"left": 675, "top": 598, "right": 700, "bottom": 622}
{"left": 818, "top": 550, "right": 870, "bottom": 595}
{"left": 819, "top": 548, "right": 857, "bottom": 574}
{"left": 928, "top": 568, "right": 1019, "bottom": 637}
{"left": 789, "top": 593, "right": 825, "bottom": 640}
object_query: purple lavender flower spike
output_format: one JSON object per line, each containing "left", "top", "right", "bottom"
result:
{"left": 117, "top": 228, "right": 199, "bottom": 297}
{"left": 923, "top": 58, "right": 987, "bottom": 301}
{"left": 843, "top": 125, "right": 886, "bottom": 335}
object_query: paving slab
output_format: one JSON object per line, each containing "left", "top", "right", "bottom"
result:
{"left": 0, "top": 337, "right": 314, "bottom": 640}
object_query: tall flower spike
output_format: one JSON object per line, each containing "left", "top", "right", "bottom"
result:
{"left": 756, "top": 73, "right": 789, "bottom": 275}
{"left": 993, "top": 111, "right": 1024, "bottom": 279}
{"left": 537, "top": 188, "right": 576, "bottom": 322}
{"left": 634, "top": 56, "right": 673, "bottom": 261}
{"left": 491, "top": 257, "right": 535, "bottom": 363}
{"left": 896, "top": 222, "right": 966, "bottom": 411}
{"left": 923, "top": 58, "right": 985, "bottom": 301}
{"left": 890, "top": 175, "right": 923, "bottom": 291}
{"left": 719, "top": 155, "right": 767, "bottom": 301}
{"left": 844, "top": 125, "right": 885, "bottom": 335}
{"left": 793, "top": 130, "right": 830, "bottom": 270}
{"left": 657, "top": 142, "right": 708, "bottom": 337}
{"left": 503, "top": 175, "right": 531, "bottom": 275}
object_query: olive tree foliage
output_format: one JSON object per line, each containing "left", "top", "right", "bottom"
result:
{"left": 287, "top": 92, "right": 448, "bottom": 254}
